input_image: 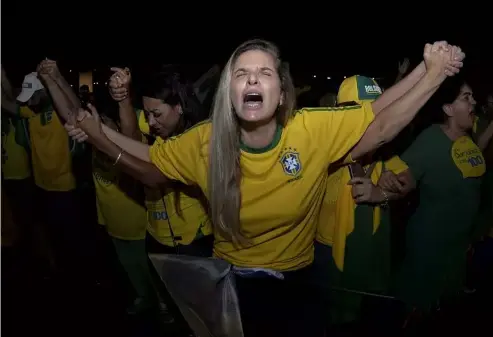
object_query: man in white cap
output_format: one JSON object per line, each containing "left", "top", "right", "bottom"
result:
{"left": 17, "top": 72, "right": 48, "bottom": 106}
{"left": 2, "top": 64, "right": 100, "bottom": 287}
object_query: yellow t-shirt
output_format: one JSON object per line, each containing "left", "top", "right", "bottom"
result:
{"left": 20, "top": 107, "right": 75, "bottom": 191}
{"left": 137, "top": 110, "right": 212, "bottom": 246}
{"left": 1, "top": 118, "right": 31, "bottom": 180}
{"left": 316, "top": 156, "right": 408, "bottom": 270}
{"left": 92, "top": 150, "right": 147, "bottom": 240}
{"left": 149, "top": 103, "right": 375, "bottom": 271}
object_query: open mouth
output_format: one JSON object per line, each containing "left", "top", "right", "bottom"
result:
{"left": 243, "top": 92, "right": 263, "bottom": 110}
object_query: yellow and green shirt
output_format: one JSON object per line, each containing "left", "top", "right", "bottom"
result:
{"left": 18, "top": 106, "right": 81, "bottom": 191}
{"left": 92, "top": 149, "right": 147, "bottom": 240}
{"left": 137, "top": 110, "right": 212, "bottom": 246}
{"left": 316, "top": 156, "right": 408, "bottom": 271}
{"left": 149, "top": 103, "right": 375, "bottom": 271}
{"left": 1, "top": 114, "right": 31, "bottom": 180}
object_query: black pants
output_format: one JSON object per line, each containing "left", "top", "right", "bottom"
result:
{"left": 3, "top": 178, "right": 36, "bottom": 248}
{"left": 34, "top": 187, "right": 100, "bottom": 284}
{"left": 235, "top": 266, "right": 325, "bottom": 337}
{"left": 145, "top": 233, "right": 214, "bottom": 257}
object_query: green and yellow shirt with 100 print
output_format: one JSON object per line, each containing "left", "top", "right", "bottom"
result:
{"left": 395, "top": 124, "right": 485, "bottom": 309}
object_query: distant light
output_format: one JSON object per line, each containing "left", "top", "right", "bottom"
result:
{"left": 93, "top": 82, "right": 96, "bottom": 85}
{"left": 313, "top": 75, "right": 317, "bottom": 78}
{"left": 93, "top": 69, "right": 97, "bottom": 72}
{"left": 327, "top": 76, "right": 331, "bottom": 80}
{"left": 372, "top": 77, "right": 375, "bottom": 80}
{"left": 343, "top": 76, "right": 347, "bottom": 79}
{"left": 69, "top": 69, "right": 72, "bottom": 73}
{"left": 105, "top": 82, "right": 107, "bottom": 85}
{"left": 70, "top": 85, "right": 73, "bottom": 87}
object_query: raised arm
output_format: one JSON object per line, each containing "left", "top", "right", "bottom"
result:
{"left": 108, "top": 67, "right": 141, "bottom": 140}
{"left": 350, "top": 42, "right": 465, "bottom": 160}
{"left": 477, "top": 120, "right": 493, "bottom": 152}
{"left": 37, "top": 60, "right": 77, "bottom": 122}
{"left": 371, "top": 61, "right": 426, "bottom": 114}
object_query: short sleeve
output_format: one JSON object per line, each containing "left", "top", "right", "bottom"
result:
{"left": 300, "top": 101, "right": 375, "bottom": 164}
{"left": 384, "top": 155, "right": 408, "bottom": 175}
{"left": 149, "top": 121, "right": 210, "bottom": 185}
{"left": 19, "top": 106, "right": 35, "bottom": 118}
{"left": 401, "top": 128, "right": 435, "bottom": 182}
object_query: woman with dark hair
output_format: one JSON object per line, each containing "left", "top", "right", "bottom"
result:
{"left": 107, "top": 67, "right": 212, "bottom": 257}
{"left": 382, "top": 75, "right": 486, "bottom": 322}
{"left": 104, "top": 67, "right": 213, "bottom": 331}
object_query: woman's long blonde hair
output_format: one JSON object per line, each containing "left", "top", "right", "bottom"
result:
{"left": 208, "top": 39, "right": 296, "bottom": 244}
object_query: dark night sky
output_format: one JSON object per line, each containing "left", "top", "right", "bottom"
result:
{"left": 2, "top": 5, "right": 490, "bottom": 95}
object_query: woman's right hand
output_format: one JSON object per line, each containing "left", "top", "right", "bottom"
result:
{"left": 423, "top": 41, "right": 465, "bottom": 79}
{"left": 64, "top": 104, "right": 103, "bottom": 143}
{"left": 108, "top": 67, "right": 131, "bottom": 102}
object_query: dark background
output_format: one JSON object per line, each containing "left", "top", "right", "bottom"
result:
{"left": 2, "top": 6, "right": 490, "bottom": 97}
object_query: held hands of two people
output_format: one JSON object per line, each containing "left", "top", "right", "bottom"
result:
{"left": 423, "top": 41, "right": 465, "bottom": 79}
{"left": 108, "top": 67, "right": 131, "bottom": 102}
{"left": 347, "top": 169, "right": 407, "bottom": 204}
{"left": 64, "top": 104, "right": 101, "bottom": 144}
{"left": 36, "top": 59, "right": 61, "bottom": 82}
{"left": 348, "top": 167, "right": 384, "bottom": 204}
{"left": 65, "top": 65, "right": 133, "bottom": 143}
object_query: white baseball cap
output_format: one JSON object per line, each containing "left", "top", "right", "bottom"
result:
{"left": 17, "top": 72, "right": 45, "bottom": 103}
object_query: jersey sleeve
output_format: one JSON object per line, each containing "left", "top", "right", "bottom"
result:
{"left": 149, "top": 122, "right": 210, "bottom": 185}
{"left": 19, "top": 106, "right": 35, "bottom": 118}
{"left": 301, "top": 101, "right": 375, "bottom": 164}
{"left": 384, "top": 155, "right": 409, "bottom": 175}
{"left": 401, "top": 128, "right": 434, "bottom": 182}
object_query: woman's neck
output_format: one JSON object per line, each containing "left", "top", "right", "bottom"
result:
{"left": 240, "top": 118, "right": 277, "bottom": 149}
{"left": 440, "top": 122, "right": 467, "bottom": 141}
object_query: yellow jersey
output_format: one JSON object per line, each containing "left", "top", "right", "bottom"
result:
{"left": 316, "top": 156, "right": 408, "bottom": 270}
{"left": 19, "top": 106, "right": 76, "bottom": 191}
{"left": 92, "top": 150, "right": 147, "bottom": 240}
{"left": 137, "top": 110, "right": 212, "bottom": 246}
{"left": 1, "top": 117, "right": 31, "bottom": 180}
{"left": 149, "top": 103, "right": 375, "bottom": 271}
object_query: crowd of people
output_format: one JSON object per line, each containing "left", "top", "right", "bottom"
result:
{"left": 2, "top": 38, "right": 492, "bottom": 337}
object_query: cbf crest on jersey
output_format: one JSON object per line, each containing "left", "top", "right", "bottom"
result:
{"left": 279, "top": 147, "right": 302, "bottom": 176}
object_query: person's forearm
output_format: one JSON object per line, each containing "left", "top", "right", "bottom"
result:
{"left": 373, "top": 62, "right": 426, "bottom": 115}
{"left": 43, "top": 78, "right": 75, "bottom": 122}
{"left": 92, "top": 133, "right": 166, "bottom": 187}
{"left": 478, "top": 120, "right": 493, "bottom": 151}
{"left": 51, "top": 74, "right": 81, "bottom": 110}
{"left": 102, "top": 124, "right": 151, "bottom": 162}
{"left": 351, "top": 70, "right": 444, "bottom": 160}
{"left": 117, "top": 98, "right": 140, "bottom": 140}
{"left": 367, "top": 187, "right": 405, "bottom": 206}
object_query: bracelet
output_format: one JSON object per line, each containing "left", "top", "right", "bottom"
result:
{"left": 380, "top": 188, "right": 389, "bottom": 209}
{"left": 113, "top": 150, "right": 124, "bottom": 166}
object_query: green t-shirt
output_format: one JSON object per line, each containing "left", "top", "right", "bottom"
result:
{"left": 395, "top": 124, "right": 485, "bottom": 310}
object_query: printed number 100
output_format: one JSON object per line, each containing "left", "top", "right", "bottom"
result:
{"left": 468, "top": 156, "right": 483, "bottom": 167}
